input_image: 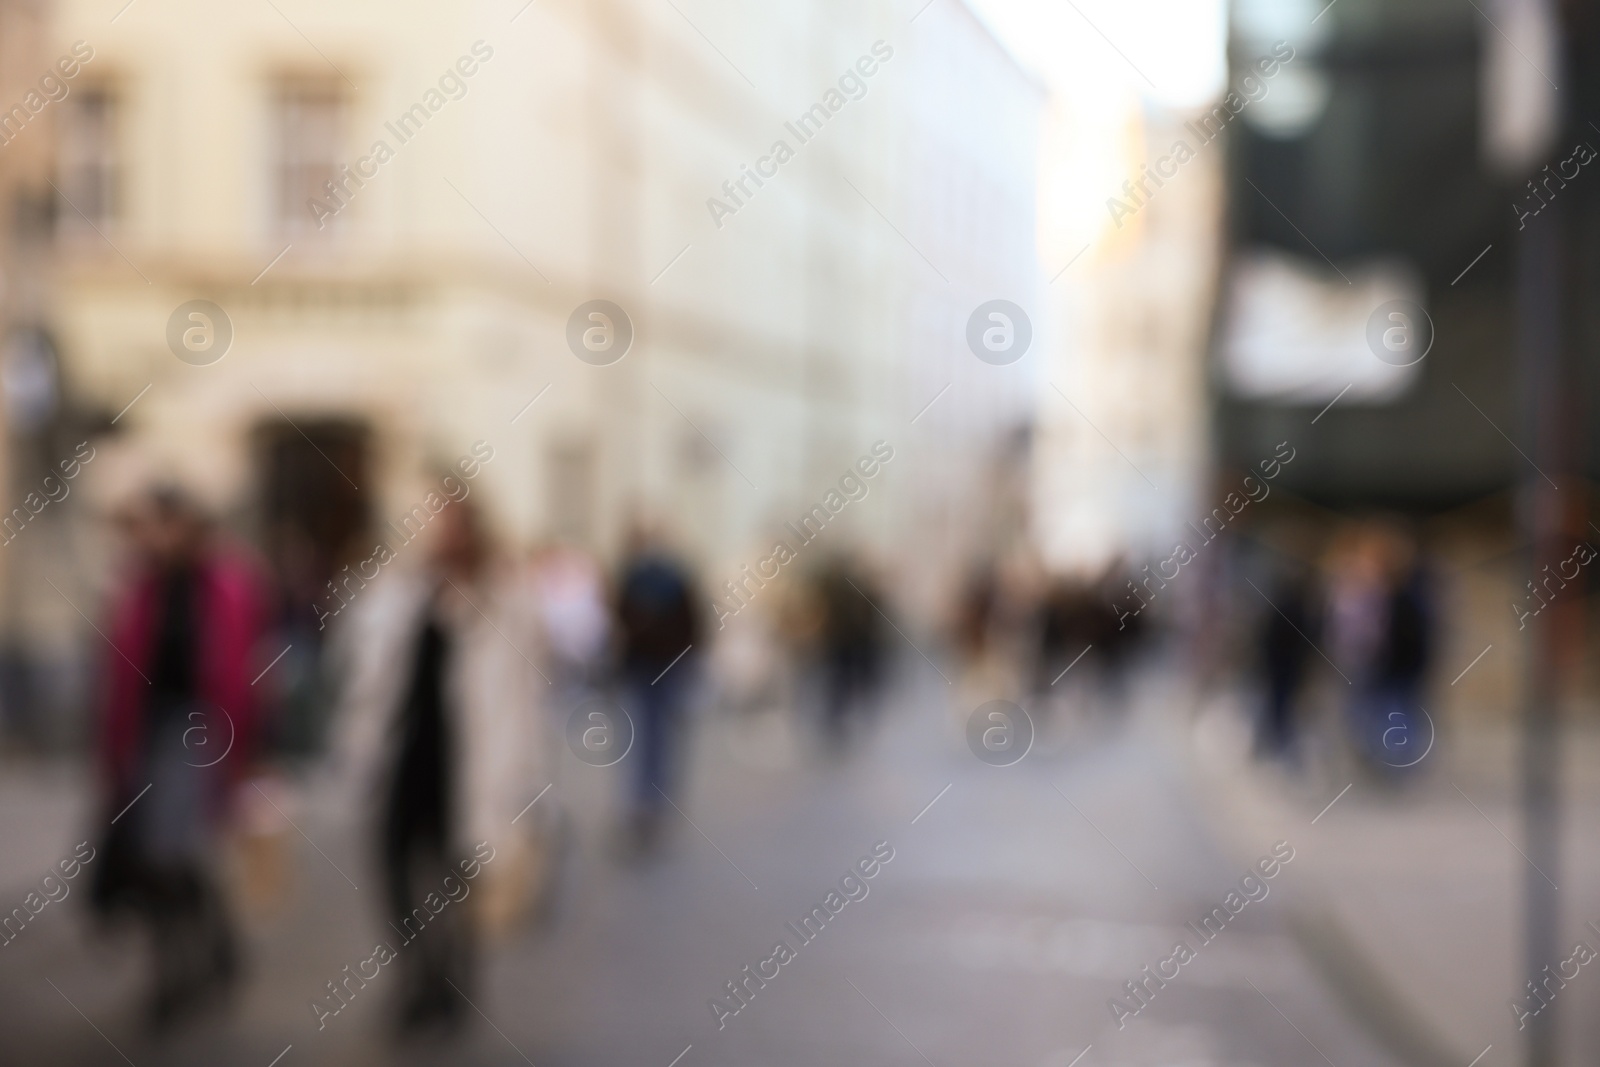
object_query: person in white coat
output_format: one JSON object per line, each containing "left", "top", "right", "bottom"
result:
{"left": 329, "top": 497, "right": 547, "bottom": 1031}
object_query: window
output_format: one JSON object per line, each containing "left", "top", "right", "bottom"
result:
{"left": 271, "top": 80, "right": 345, "bottom": 232}
{"left": 57, "top": 87, "right": 117, "bottom": 232}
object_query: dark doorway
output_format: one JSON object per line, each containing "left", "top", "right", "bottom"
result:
{"left": 254, "top": 416, "right": 371, "bottom": 755}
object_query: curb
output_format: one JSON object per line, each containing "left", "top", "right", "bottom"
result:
{"left": 1171, "top": 708, "right": 1474, "bottom": 1067}
{"left": 1283, "top": 903, "right": 1467, "bottom": 1067}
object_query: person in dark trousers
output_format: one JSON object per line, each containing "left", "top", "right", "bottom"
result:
{"left": 813, "top": 556, "right": 886, "bottom": 751}
{"left": 615, "top": 527, "right": 701, "bottom": 853}
{"left": 1092, "top": 562, "right": 1147, "bottom": 715}
{"left": 1367, "top": 547, "right": 1435, "bottom": 772}
{"left": 92, "top": 487, "right": 268, "bottom": 1030}
{"left": 1256, "top": 565, "right": 1317, "bottom": 761}
{"left": 1032, "top": 576, "right": 1101, "bottom": 699}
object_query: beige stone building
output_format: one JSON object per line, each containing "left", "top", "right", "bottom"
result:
{"left": 41, "top": 0, "right": 1040, "bottom": 543}
{"left": 4, "top": 0, "right": 1043, "bottom": 733}
{"left": 0, "top": 0, "right": 81, "bottom": 744}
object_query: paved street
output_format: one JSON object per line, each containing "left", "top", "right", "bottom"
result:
{"left": 0, "top": 658, "right": 1417, "bottom": 1066}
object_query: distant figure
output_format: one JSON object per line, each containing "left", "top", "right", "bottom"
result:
{"left": 812, "top": 557, "right": 887, "bottom": 750}
{"left": 954, "top": 560, "right": 999, "bottom": 668}
{"left": 953, "top": 559, "right": 1006, "bottom": 708}
{"left": 614, "top": 528, "right": 702, "bottom": 851}
{"left": 1256, "top": 564, "right": 1317, "bottom": 761}
{"left": 1033, "top": 576, "right": 1098, "bottom": 698}
{"left": 1100, "top": 561, "right": 1154, "bottom": 709}
{"left": 529, "top": 542, "right": 611, "bottom": 699}
{"left": 708, "top": 577, "right": 790, "bottom": 719}
{"left": 91, "top": 487, "right": 268, "bottom": 1029}
{"left": 1326, "top": 522, "right": 1435, "bottom": 770}
{"left": 1368, "top": 534, "right": 1436, "bottom": 770}
{"left": 333, "top": 499, "right": 545, "bottom": 1031}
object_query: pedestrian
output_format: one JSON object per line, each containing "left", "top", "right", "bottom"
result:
{"left": 331, "top": 496, "right": 546, "bottom": 1031}
{"left": 613, "top": 524, "right": 702, "bottom": 853}
{"left": 1367, "top": 527, "right": 1435, "bottom": 771}
{"left": 89, "top": 486, "right": 269, "bottom": 1029}
{"left": 529, "top": 540, "right": 611, "bottom": 701}
{"left": 1325, "top": 521, "right": 1435, "bottom": 771}
{"left": 812, "top": 555, "right": 887, "bottom": 750}
{"left": 1032, "top": 574, "right": 1100, "bottom": 701}
{"left": 1092, "top": 560, "right": 1143, "bottom": 715}
{"left": 1255, "top": 561, "right": 1317, "bottom": 761}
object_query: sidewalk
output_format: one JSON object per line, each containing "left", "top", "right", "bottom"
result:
{"left": 1178, "top": 690, "right": 1600, "bottom": 1067}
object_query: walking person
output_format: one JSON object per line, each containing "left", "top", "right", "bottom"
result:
{"left": 812, "top": 555, "right": 886, "bottom": 751}
{"left": 1255, "top": 562, "right": 1317, "bottom": 762}
{"left": 90, "top": 486, "right": 269, "bottom": 1029}
{"left": 1031, "top": 574, "right": 1102, "bottom": 707}
{"left": 529, "top": 540, "right": 611, "bottom": 702}
{"left": 1325, "top": 521, "right": 1435, "bottom": 772}
{"left": 332, "top": 497, "right": 546, "bottom": 1032}
{"left": 614, "top": 525, "right": 702, "bottom": 853}
{"left": 1367, "top": 530, "right": 1436, "bottom": 771}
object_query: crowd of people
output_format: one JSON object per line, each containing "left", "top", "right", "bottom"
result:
{"left": 1255, "top": 519, "right": 1438, "bottom": 771}
{"left": 943, "top": 518, "right": 1442, "bottom": 776}
{"left": 78, "top": 485, "right": 902, "bottom": 1034}
{"left": 949, "top": 551, "right": 1151, "bottom": 723}
{"left": 69, "top": 476, "right": 1442, "bottom": 1038}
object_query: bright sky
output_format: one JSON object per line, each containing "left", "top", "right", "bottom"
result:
{"left": 959, "top": 0, "right": 1228, "bottom": 261}
{"left": 962, "top": 0, "right": 1228, "bottom": 111}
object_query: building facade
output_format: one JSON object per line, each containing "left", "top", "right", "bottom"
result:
{"left": 15, "top": 0, "right": 1042, "bottom": 739}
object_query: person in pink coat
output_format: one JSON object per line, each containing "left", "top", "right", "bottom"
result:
{"left": 91, "top": 486, "right": 269, "bottom": 1029}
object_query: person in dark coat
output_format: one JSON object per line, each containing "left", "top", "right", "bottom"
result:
{"left": 615, "top": 528, "right": 702, "bottom": 851}
{"left": 813, "top": 556, "right": 887, "bottom": 750}
{"left": 1256, "top": 565, "right": 1317, "bottom": 761}
{"left": 1367, "top": 549, "right": 1435, "bottom": 770}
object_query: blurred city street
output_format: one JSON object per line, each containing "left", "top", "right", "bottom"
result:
{"left": 1, "top": 0, "right": 1599, "bottom": 1062}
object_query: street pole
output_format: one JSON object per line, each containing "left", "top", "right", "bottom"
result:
{"left": 1516, "top": 159, "right": 1566, "bottom": 1067}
